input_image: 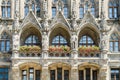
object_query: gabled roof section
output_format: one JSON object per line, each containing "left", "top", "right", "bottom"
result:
{"left": 80, "top": 11, "right": 99, "bottom": 29}
{"left": 21, "top": 11, "right": 41, "bottom": 29}
{"left": 50, "top": 11, "right": 71, "bottom": 29}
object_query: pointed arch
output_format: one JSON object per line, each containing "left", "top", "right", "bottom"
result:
{"left": 20, "top": 23, "right": 42, "bottom": 46}
{"left": 49, "top": 23, "right": 71, "bottom": 46}
{"left": 78, "top": 23, "right": 100, "bottom": 47}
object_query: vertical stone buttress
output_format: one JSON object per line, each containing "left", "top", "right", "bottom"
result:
{"left": 41, "top": 66, "right": 50, "bottom": 80}
{"left": 71, "top": 66, "right": 78, "bottom": 80}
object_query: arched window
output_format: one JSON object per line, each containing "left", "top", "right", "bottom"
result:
{"left": 109, "top": 0, "right": 119, "bottom": 19}
{"left": 0, "top": 32, "right": 10, "bottom": 52}
{"left": 79, "top": 0, "right": 99, "bottom": 18}
{"left": 24, "top": 35, "right": 40, "bottom": 46}
{"left": 1, "top": 0, "right": 11, "bottom": 18}
{"left": 79, "top": 35, "right": 95, "bottom": 47}
{"left": 24, "top": 0, "right": 41, "bottom": 17}
{"left": 52, "top": 35, "right": 68, "bottom": 46}
{"left": 109, "top": 33, "right": 119, "bottom": 52}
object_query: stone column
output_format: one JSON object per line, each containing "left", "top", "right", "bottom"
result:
{"left": 41, "top": 66, "right": 50, "bottom": 80}
{"left": 11, "top": 67, "right": 20, "bottom": 80}
{"left": 71, "top": 66, "right": 78, "bottom": 80}
{"left": 90, "top": 68, "right": 93, "bottom": 80}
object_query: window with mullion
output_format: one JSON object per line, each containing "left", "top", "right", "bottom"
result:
{"left": 0, "top": 68, "right": 8, "bottom": 80}
{"left": 111, "top": 69, "right": 120, "bottom": 80}
{"left": 52, "top": 35, "right": 68, "bottom": 46}
{"left": 29, "top": 68, "right": 34, "bottom": 80}
{"left": 108, "top": 1, "right": 118, "bottom": 19}
{"left": 110, "top": 33, "right": 119, "bottom": 52}
{"left": 79, "top": 35, "right": 95, "bottom": 47}
{"left": 24, "top": 35, "right": 40, "bottom": 46}
{"left": 0, "top": 39, "right": 10, "bottom": 52}
{"left": 1, "top": 6, "right": 6, "bottom": 18}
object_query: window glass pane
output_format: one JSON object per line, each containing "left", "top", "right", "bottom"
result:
{"left": 0, "top": 68, "right": 8, "bottom": 80}
{"left": 114, "top": 8, "right": 118, "bottom": 18}
{"left": 6, "top": 41, "right": 10, "bottom": 51}
{"left": 79, "top": 35, "right": 94, "bottom": 46}
{"left": 109, "top": 8, "right": 112, "bottom": 18}
{"left": 64, "top": 7, "right": 68, "bottom": 18}
{"left": 91, "top": 7, "right": 95, "bottom": 16}
{"left": 52, "top": 7, "right": 56, "bottom": 18}
{"left": 114, "top": 42, "right": 119, "bottom": 52}
{"left": 2, "top": 6, "right": 6, "bottom": 18}
{"left": 64, "top": 70, "right": 69, "bottom": 80}
{"left": 57, "top": 68, "right": 62, "bottom": 80}
{"left": 79, "top": 7, "right": 84, "bottom": 18}
{"left": 25, "top": 35, "right": 40, "bottom": 46}
{"left": 36, "top": 70, "right": 41, "bottom": 80}
{"left": 50, "top": 70, "right": 55, "bottom": 80}
{"left": 52, "top": 35, "right": 67, "bottom": 46}
{"left": 1, "top": 41, "right": 5, "bottom": 51}
{"left": 111, "top": 69, "right": 119, "bottom": 80}
{"left": 36, "top": 6, "right": 40, "bottom": 17}
{"left": 110, "top": 42, "right": 113, "bottom": 52}
{"left": 24, "top": 5, "right": 29, "bottom": 16}
{"left": 7, "top": 6, "right": 11, "bottom": 18}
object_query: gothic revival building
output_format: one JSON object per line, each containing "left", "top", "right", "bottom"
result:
{"left": 0, "top": 0, "right": 120, "bottom": 80}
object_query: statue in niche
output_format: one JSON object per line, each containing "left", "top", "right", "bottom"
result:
{"left": 42, "top": 32, "right": 48, "bottom": 50}
{"left": 101, "top": 32, "right": 108, "bottom": 50}
{"left": 71, "top": 32, "right": 77, "bottom": 50}
{"left": 57, "top": 0, "right": 64, "bottom": 12}
{"left": 72, "top": 0, "right": 77, "bottom": 18}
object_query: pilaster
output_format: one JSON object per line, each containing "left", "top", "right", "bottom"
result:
{"left": 71, "top": 66, "right": 78, "bottom": 80}
{"left": 41, "top": 66, "right": 50, "bottom": 80}
{"left": 11, "top": 67, "right": 20, "bottom": 80}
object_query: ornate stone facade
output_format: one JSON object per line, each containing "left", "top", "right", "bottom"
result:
{"left": 0, "top": 0, "right": 120, "bottom": 80}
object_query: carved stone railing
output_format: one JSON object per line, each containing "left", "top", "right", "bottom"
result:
{"left": 0, "top": 52, "right": 11, "bottom": 61}
{"left": 78, "top": 52, "right": 100, "bottom": 57}
{"left": 19, "top": 52, "right": 42, "bottom": 57}
{"left": 108, "top": 52, "right": 120, "bottom": 60}
{"left": 48, "top": 52, "right": 71, "bottom": 57}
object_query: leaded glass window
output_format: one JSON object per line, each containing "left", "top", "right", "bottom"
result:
{"left": 24, "top": 35, "right": 40, "bottom": 46}
{"left": 22, "top": 68, "right": 41, "bottom": 80}
{"left": 109, "top": 33, "right": 119, "bottom": 52}
{"left": 0, "top": 32, "right": 10, "bottom": 52}
{"left": 0, "top": 68, "right": 8, "bottom": 80}
{"left": 52, "top": 35, "right": 68, "bottom": 46}
{"left": 1, "top": 0, "right": 11, "bottom": 18}
{"left": 111, "top": 69, "right": 119, "bottom": 80}
{"left": 79, "top": 35, "right": 95, "bottom": 47}
{"left": 24, "top": 0, "right": 41, "bottom": 17}
{"left": 109, "top": 0, "right": 119, "bottom": 19}
{"left": 79, "top": 0, "right": 98, "bottom": 18}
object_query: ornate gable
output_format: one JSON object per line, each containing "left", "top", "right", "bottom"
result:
{"left": 50, "top": 11, "right": 71, "bottom": 29}
{"left": 80, "top": 11, "right": 99, "bottom": 29}
{"left": 21, "top": 11, "right": 41, "bottom": 29}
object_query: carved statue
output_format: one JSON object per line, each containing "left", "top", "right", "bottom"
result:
{"left": 101, "top": 32, "right": 108, "bottom": 50}
{"left": 72, "top": 0, "right": 77, "bottom": 18}
{"left": 57, "top": 0, "right": 64, "bottom": 12}
{"left": 43, "top": 0, "right": 48, "bottom": 12}
{"left": 71, "top": 32, "right": 78, "bottom": 50}
{"left": 42, "top": 32, "right": 48, "bottom": 50}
